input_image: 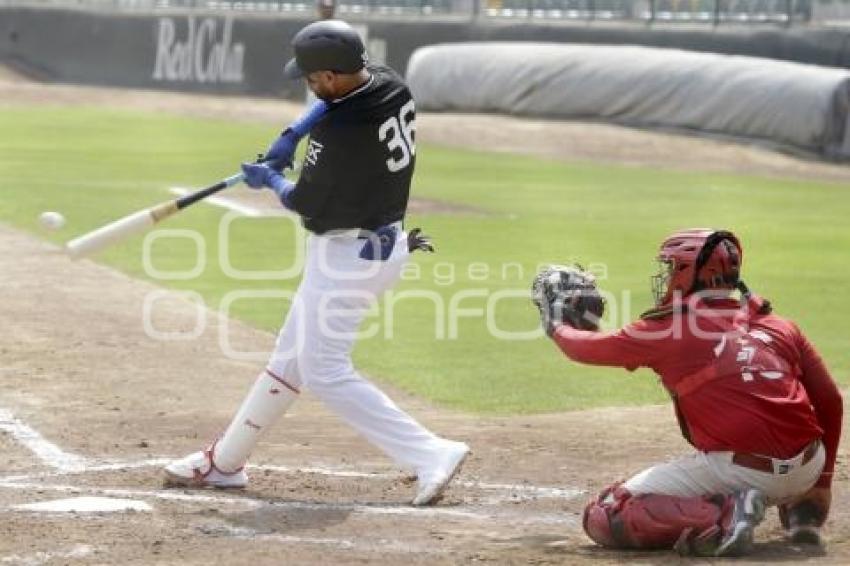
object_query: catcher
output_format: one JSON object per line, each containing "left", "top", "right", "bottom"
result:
{"left": 532, "top": 229, "right": 842, "bottom": 557}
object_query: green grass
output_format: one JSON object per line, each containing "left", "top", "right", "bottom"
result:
{"left": 1, "top": 105, "right": 847, "bottom": 414}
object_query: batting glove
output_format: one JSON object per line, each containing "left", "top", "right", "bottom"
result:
{"left": 240, "top": 162, "right": 295, "bottom": 210}
{"left": 241, "top": 162, "right": 280, "bottom": 189}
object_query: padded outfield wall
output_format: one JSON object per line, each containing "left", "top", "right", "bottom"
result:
{"left": 408, "top": 42, "right": 850, "bottom": 159}
{"left": 2, "top": 7, "right": 850, "bottom": 100}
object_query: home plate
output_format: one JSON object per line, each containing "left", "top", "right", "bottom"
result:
{"left": 15, "top": 496, "right": 152, "bottom": 513}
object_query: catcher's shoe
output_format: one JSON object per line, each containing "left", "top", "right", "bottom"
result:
{"left": 789, "top": 525, "right": 823, "bottom": 545}
{"left": 163, "top": 448, "right": 247, "bottom": 489}
{"left": 715, "top": 489, "right": 766, "bottom": 557}
{"left": 781, "top": 500, "right": 825, "bottom": 545}
{"left": 674, "top": 490, "right": 766, "bottom": 557}
{"left": 413, "top": 441, "right": 470, "bottom": 506}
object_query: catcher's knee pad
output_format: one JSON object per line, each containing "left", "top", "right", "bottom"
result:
{"left": 583, "top": 482, "right": 725, "bottom": 550}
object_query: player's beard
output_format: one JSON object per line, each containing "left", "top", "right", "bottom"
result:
{"left": 308, "top": 84, "right": 334, "bottom": 102}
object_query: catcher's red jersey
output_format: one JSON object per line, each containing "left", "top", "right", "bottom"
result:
{"left": 553, "top": 298, "right": 841, "bottom": 488}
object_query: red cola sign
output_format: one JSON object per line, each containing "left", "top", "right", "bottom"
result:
{"left": 152, "top": 16, "right": 244, "bottom": 83}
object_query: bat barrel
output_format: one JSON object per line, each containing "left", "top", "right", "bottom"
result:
{"left": 65, "top": 210, "right": 155, "bottom": 258}
{"left": 64, "top": 169, "right": 247, "bottom": 259}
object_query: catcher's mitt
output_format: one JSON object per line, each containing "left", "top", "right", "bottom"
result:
{"left": 531, "top": 265, "right": 605, "bottom": 335}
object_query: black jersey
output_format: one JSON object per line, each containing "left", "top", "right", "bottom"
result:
{"left": 288, "top": 65, "right": 416, "bottom": 234}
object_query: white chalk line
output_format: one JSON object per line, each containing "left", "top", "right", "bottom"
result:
{"left": 255, "top": 463, "right": 583, "bottom": 500}
{"left": 0, "top": 480, "right": 575, "bottom": 527}
{"left": 0, "top": 409, "right": 87, "bottom": 472}
{"left": 203, "top": 522, "right": 449, "bottom": 555}
{"left": 209, "top": 524, "right": 357, "bottom": 551}
{"left": 14, "top": 496, "right": 152, "bottom": 514}
{"left": 1, "top": 457, "right": 582, "bottom": 501}
{"left": 169, "top": 187, "right": 270, "bottom": 217}
{"left": 0, "top": 458, "right": 173, "bottom": 483}
{"left": 265, "top": 499, "right": 576, "bottom": 526}
{"left": 0, "top": 544, "right": 94, "bottom": 566}
{"left": 0, "top": 480, "right": 262, "bottom": 507}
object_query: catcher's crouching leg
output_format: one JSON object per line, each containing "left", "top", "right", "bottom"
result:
{"left": 583, "top": 483, "right": 729, "bottom": 554}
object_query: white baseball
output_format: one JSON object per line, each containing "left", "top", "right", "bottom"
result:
{"left": 39, "top": 211, "right": 66, "bottom": 230}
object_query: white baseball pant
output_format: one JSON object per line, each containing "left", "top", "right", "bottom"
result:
{"left": 624, "top": 442, "right": 825, "bottom": 505}
{"left": 213, "top": 225, "right": 450, "bottom": 475}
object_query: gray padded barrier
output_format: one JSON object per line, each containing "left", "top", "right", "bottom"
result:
{"left": 407, "top": 42, "right": 850, "bottom": 159}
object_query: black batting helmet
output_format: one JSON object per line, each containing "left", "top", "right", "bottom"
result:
{"left": 283, "top": 20, "right": 367, "bottom": 79}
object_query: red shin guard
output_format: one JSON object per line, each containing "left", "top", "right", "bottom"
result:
{"left": 583, "top": 482, "right": 730, "bottom": 550}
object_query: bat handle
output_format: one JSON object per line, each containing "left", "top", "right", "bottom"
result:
{"left": 223, "top": 172, "right": 246, "bottom": 187}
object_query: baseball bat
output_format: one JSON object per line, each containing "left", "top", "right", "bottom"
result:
{"left": 65, "top": 171, "right": 245, "bottom": 259}
{"left": 65, "top": 100, "right": 329, "bottom": 259}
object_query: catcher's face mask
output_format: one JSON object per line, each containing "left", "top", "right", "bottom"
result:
{"left": 651, "top": 259, "right": 674, "bottom": 306}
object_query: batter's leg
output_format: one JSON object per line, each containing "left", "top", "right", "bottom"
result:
{"left": 302, "top": 362, "right": 469, "bottom": 504}
{"left": 296, "top": 235, "right": 469, "bottom": 504}
{"left": 163, "top": 291, "right": 306, "bottom": 487}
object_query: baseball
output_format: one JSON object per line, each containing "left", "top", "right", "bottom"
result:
{"left": 39, "top": 211, "right": 66, "bottom": 230}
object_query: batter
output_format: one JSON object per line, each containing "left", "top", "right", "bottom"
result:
{"left": 164, "top": 20, "right": 469, "bottom": 506}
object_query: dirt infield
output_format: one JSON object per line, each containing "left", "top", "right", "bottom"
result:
{"left": 2, "top": 71, "right": 850, "bottom": 564}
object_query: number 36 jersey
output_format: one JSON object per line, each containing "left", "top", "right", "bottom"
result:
{"left": 288, "top": 65, "right": 416, "bottom": 234}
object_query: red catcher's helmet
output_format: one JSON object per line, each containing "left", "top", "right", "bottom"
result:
{"left": 652, "top": 229, "right": 742, "bottom": 306}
